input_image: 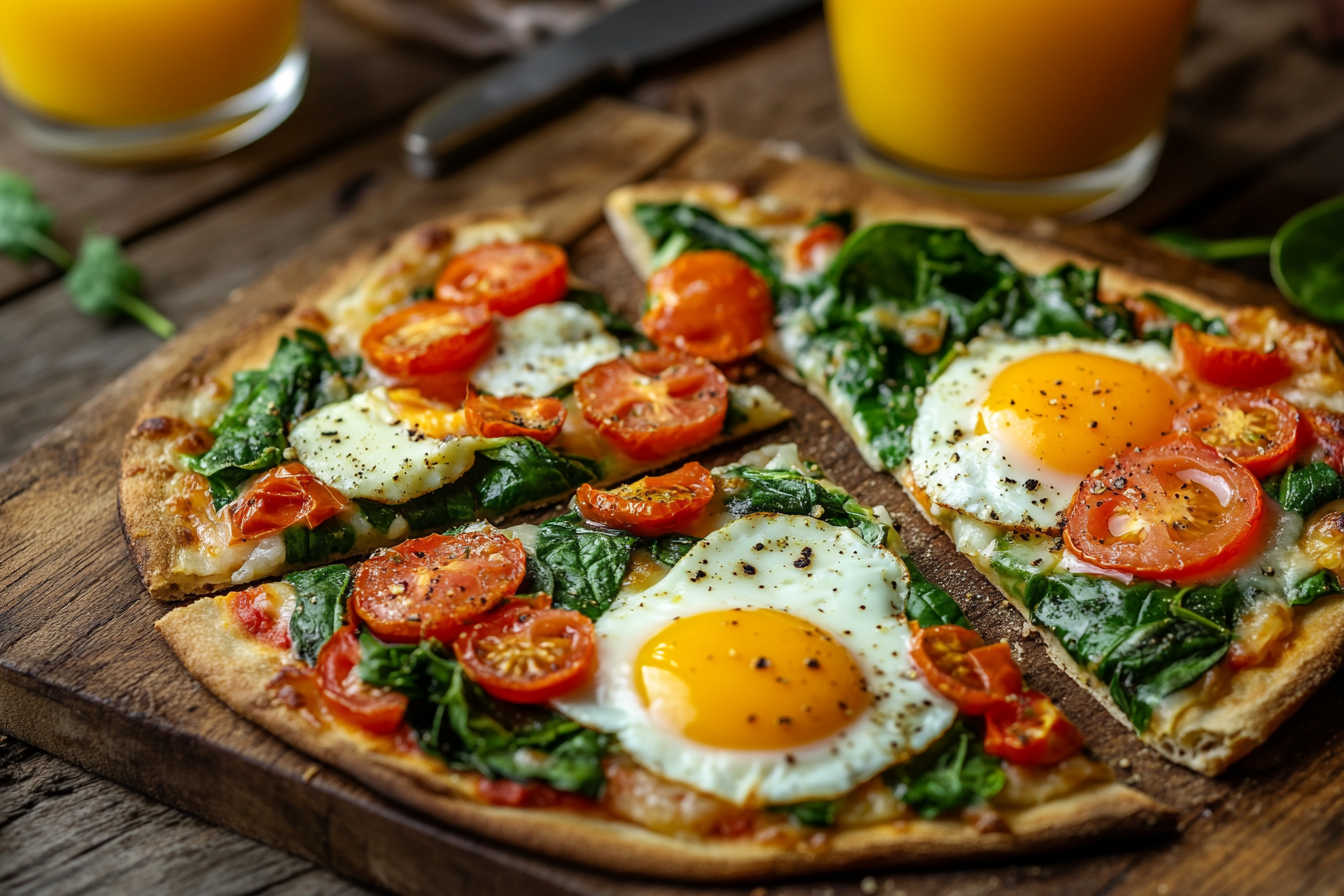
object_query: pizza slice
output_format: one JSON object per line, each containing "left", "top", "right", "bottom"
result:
{"left": 121, "top": 209, "right": 790, "bottom": 601}
{"left": 605, "top": 181, "right": 1344, "bottom": 776}
{"left": 157, "top": 444, "right": 1171, "bottom": 881}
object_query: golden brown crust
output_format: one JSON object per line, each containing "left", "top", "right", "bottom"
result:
{"left": 604, "top": 180, "right": 1344, "bottom": 777}
{"left": 157, "top": 593, "right": 1173, "bottom": 882}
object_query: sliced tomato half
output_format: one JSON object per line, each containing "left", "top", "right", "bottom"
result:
{"left": 463, "top": 386, "right": 566, "bottom": 443}
{"left": 574, "top": 350, "right": 729, "bottom": 461}
{"left": 352, "top": 531, "right": 527, "bottom": 644}
{"left": 909, "top": 625, "right": 1024, "bottom": 716}
{"left": 643, "top": 250, "right": 774, "bottom": 363}
{"left": 454, "top": 599, "right": 596, "bottom": 704}
{"left": 791, "top": 221, "right": 846, "bottom": 273}
{"left": 230, "top": 584, "right": 292, "bottom": 650}
{"left": 983, "top": 690, "right": 1084, "bottom": 766}
{"left": 1064, "top": 433, "right": 1265, "bottom": 580}
{"left": 1172, "top": 390, "right": 1303, "bottom": 478}
{"left": 1174, "top": 323, "right": 1292, "bottom": 389}
{"left": 436, "top": 241, "right": 568, "bottom": 317}
{"left": 227, "top": 462, "right": 347, "bottom": 543}
{"left": 316, "top": 626, "right": 409, "bottom": 735}
{"left": 1302, "top": 407, "right": 1344, "bottom": 474}
{"left": 575, "top": 461, "right": 715, "bottom": 537}
{"left": 361, "top": 300, "right": 493, "bottom": 378}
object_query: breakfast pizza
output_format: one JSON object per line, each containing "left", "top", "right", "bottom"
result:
{"left": 120, "top": 208, "right": 789, "bottom": 601}
{"left": 157, "top": 444, "right": 1170, "bottom": 881}
{"left": 606, "top": 181, "right": 1344, "bottom": 776}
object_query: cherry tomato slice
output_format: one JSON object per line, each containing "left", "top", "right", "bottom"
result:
{"left": 1172, "top": 390, "right": 1303, "bottom": 478}
{"left": 791, "top": 222, "right": 846, "bottom": 273}
{"left": 575, "top": 350, "right": 729, "bottom": 461}
{"left": 361, "top": 300, "right": 493, "bottom": 379}
{"left": 352, "top": 532, "right": 527, "bottom": 644}
{"left": 316, "top": 626, "right": 409, "bottom": 735}
{"left": 983, "top": 690, "right": 1084, "bottom": 766}
{"left": 1064, "top": 433, "right": 1265, "bottom": 580}
{"left": 463, "top": 386, "right": 566, "bottom": 443}
{"left": 454, "top": 602, "right": 596, "bottom": 704}
{"left": 229, "top": 584, "right": 292, "bottom": 650}
{"left": 226, "top": 462, "right": 348, "bottom": 543}
{"left": 575, "top": 461, "right": 715, "bottom": 537}
{"left": 436, "top": 241, "right": 569, "bottom": 317}
{"left": 910, "top": 625, "right": 1023, "bottom": 715}
{"left": 1174, "top": 323, "right": 1292, "bottom": 389}
{"left": 643, "top": 250, "right": 774, "bottom": 363}
{"left": 1302, "top": 407, "right": 1344, "bottom": 475}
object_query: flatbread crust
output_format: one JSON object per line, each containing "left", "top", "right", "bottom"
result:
{"left": 157, "top": 588, "right": 1173, "bottom": 882}
{"left": 605, "top": 180, "right": 1344, "bottom": 776}
{"left": 121, "top": 208, "right": 790, "bottom": 602}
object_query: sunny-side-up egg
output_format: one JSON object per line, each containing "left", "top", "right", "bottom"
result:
{"left": 908, "top": 334, "right": 1181, "bottom": 534}
{"left": 552, "top": 513, "right": 957, "bottom": 807}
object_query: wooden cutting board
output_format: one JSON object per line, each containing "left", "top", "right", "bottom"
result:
{"left": 3, "top": 98, "right": 1343, "bottom": 896}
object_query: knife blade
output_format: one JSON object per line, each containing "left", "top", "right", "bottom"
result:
{"left": 403, "top": 0, "right": 818, "bottom": 178}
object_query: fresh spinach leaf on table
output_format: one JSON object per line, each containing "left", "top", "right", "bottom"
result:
{"left": 357, "top": 633, "right": 610, "bottom": 795}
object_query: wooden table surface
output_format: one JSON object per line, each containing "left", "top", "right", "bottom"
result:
{"left": 3, "top": 1, "right": 1344, "bottom": 893}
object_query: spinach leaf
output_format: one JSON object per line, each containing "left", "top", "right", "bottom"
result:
{"left": 768, "top": 799, "right": 839, "bottom": 827}
{"left": 886, "top": 722, "right": 1004, "bottom": 819}
{"left": 646, "top": 534, "right": 701, "bottom": 567}
{"left": 464, "top": 438, "right": 598, "bottom": 518}
{"left": 534, "top": 511, "right": 638, "bottom": 619}
{"left": 565, "top": 288, "right": 651, "bottom": 349}
{"left": 1023, "top": 572, "right": 1242, "bottom": 732}
{"left": 903, "top": 559, "right": 971, "bottom": 628}
{"left": 65, "top": 231, "right": 175, "bottom": 339}
{"left": 1272, "top": 194, "right": 1344, "bottom": 324}
{"left": 282, "top": 517, "right": 357, "bottom": 566}
{"left": 633, "top": 202, "right": 779, "bottom": 287}
{"left": 0, "top": 170, "right": 67, "bottom": 265}
{"left": 357, "top": 483, "right": 476, "bottom": 535}
{"left": 285, "top": 565, "right": 352, "bottom": 664}
{"left": 715, "top": 465, "right": 890, "bottom": 547}
{"left": 1136, "top": 291, "right": 1229, "bottom": 345}
{"left": 1010, "top": 265, "right": 1132, "bottom": 341}
{"left": 357, "top": 634, "right": 609, "bottom": 795}
{"left": 1289, "top": 569, "right": 1341, "bottom": 606}
{"left": 1269, "top": 462, "right": 1344, "bottom": 516}
{"left": 187, "top": 330, "right": 359, "bottom": 507}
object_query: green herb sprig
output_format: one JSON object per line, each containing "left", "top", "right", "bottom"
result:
{"left": 0, "top": 169, "right": 175, "bottom": 338}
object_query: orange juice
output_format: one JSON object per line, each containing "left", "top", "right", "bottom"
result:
{"left": 827, "top": 0, "right": 1197, "bottom": 180}
{"left": 0, "top": 0, "right": 302, "bottom": 127}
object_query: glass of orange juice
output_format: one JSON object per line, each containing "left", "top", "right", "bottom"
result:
{"left": 0, "top": 0, "right": 306, "bottom": 164}
{"left": 826, "top": 0, "right": 1198, "bottom": 219}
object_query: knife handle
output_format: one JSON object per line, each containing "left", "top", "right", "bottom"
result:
{"left": 403, "top": 43, "right": 618, "bottom": 178}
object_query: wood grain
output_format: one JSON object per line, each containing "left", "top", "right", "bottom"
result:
{"left": 5, "top": 100, "right": 1344, "bottom": 893}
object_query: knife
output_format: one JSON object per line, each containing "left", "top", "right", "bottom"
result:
{"left": 403, "top": 0, "right": 818, "bottom": 178}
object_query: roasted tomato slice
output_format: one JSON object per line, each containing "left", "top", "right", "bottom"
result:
{"left": 436, "top": 241, "right": 568, "bottom": 317}
{"left": 790, "top": 221, "right": 846, "bottom": 273}
{"left": 643, "top": 250, "right": 774, "bottom": 363}
{"left": 1302, "top": 407, "right": 1344, "bottom": 474}
{"left": 230, "top": 584, "right": 292, "bottom": 650}
{"left": 1064, "top": 433, "right": 1265, "bottom": 580}
{"left": 226, "top": 462, "right": 347, "bottom": 543}
{"left": 454, "top": 600, "right": 596, "bottom": 704}
{"left": 352, "top": 532, "right": 527, "bottom": 643}
{"left": 1172, "top": 390, "right": 1303, "bottom": 478}
{"left": 316, "top": 626, "right": 409, "bottom": 735}
{"left": 575, "top": 461, "right": 715, "bottom": 537}
{"left": 575, "top": 350, "right": 729, "bottom": 461}
{"left": 1174, "top": 323, "right": 1292, "bottom": 389}
{"left": 361, "top": 300, "right": 493, "bottom": 378}
{"left": 983, "top": 690, "right": 1084, "bottom": 766}
{"left": 909, "top": 625, "right": 1023, "bottom": 715}
{"left": 463, "top": 386, "right": 566, "bottom": 443}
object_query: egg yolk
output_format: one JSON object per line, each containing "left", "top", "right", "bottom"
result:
{"left": 978, "top": 351, "right": 1177, "bottom": 478}
{"left": 633, "top": 608, "right": 870, "bottom": 750}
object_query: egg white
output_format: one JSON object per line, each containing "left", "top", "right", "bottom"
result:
{"left": 469, "top": 302, "right": 622, "bottom": 398}
{"left": 908, "top": 334, "right": 1177, "bottom": 534}
{"left": 552, "top": 513, "right": 956, "bottom": 807}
